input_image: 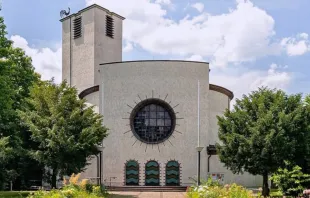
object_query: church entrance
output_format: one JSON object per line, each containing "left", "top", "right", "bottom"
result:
{"left": 145, "top": 161, "right": 160, "bottom": 186}
{"left": 125, "top": 160, "right": 139, "bottom": 186}
{"left": 165, "top": 161, "right": 180, "bottom": 186}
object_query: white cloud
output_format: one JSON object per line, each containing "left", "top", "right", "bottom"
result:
{"left": 186, "top": 54, "right": 205, "bottom": 62}
{"left": 11, "top": 0, "right": 301, "bottom": 93}
{"left": 251, "top": 63, "right": 291, "bottom": 89}
{"left": 210, "top": 63, "right": 292, "bottom": 106}
{"left": 86, "top": 0, "right": 293, "bottom": 67}
{"left": 299, "top": 33, "right": 308, "bottom": 40}
{"left": 191, "top": 3, "right": 204, "bottom": 13}
{"left": 123, "top": 41, "right": 133, "bottom": 52}
{"left": 10, "top": 35, "right": 62, "bottom": 83}
{"left": 155, "top": 0, "right": 171, "bottom": 5}
{"left": 281, "top": 33, "right": 310, "bottom": 56}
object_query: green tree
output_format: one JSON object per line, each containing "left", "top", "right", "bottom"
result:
{"left": 216, "top": 87, "right": 310, "bottom": 197}
{"left": 0, "top": 16, "right": 38, "bottom": 189}
{"left": 0, "top": 26, "right": 13, "bottom": 189}
{"left": 271, "top": 161, "right": 310, "bottom": 197}
{"left": 0, "top": 137, "right": 12, "bottom": 189}
{"left": 19, "top": 80, "right": 108, "bottom": 188}
{"left": 305, "top": 95, "right": 310, "bottom": 106}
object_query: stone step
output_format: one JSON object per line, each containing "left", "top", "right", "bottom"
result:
{"left": 107, "top": 186, "right": 188, "bottom": 192}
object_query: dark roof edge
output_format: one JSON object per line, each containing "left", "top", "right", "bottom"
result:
{"left": 99, "top": 60, "right": 210, "bottom": 66}
{"left": 79, "top": 85, "right": 99, "bottom": 99}
{"left": 209, "top": 84, "right": 234, "bottom": 100}
{"left": 79, "top": 84, "right": 233, "bottom": 100}
{"left": 60, "top": 4, "right": 125, "bottom": 22}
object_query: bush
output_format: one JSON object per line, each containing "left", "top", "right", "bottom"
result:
{"left": 270, "top": 161, "right": 310, "bottom": 197}
{"left": 27, "top": 189, "right": 101, "bottom": 198}
{"left": 269, "top": 189, "right": 283, "bottom": 197}
{"left": 0, "top": 191, "right": 30, "bottom": 198}
{"left": 187, "top": 182, "right": 255, "bottom": 198}
{"left": 27, "top": 173, "right": 108, "bottom": 198}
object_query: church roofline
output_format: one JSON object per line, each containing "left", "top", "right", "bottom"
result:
{"left": 99, "top": 60, "right": 210, "bottom": 66}
{"left": 60, "top": 4, "right": 125, "bottom": 22}
{"left": 209, "top": 84, "right": 234, "bottom": 100}
{"left": 79, "top": 85, "right": 99, "bottom": 99}
{"left": 78, "top": 84, "right": 234, "bottom": 101}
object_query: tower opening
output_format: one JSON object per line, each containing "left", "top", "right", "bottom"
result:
{"left": 106, "top": 15, "right": 114, "bottom": 38}
{"left": 73, "top": 17, "right": 82, "bottom": 39}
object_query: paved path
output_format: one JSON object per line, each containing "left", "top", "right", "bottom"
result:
{"left": 109, "top": 191, "right": 187, "bottom": 198}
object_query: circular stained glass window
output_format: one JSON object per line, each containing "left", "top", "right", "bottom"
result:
{"left": 130, "top": 99, "right": 176, "bottom": 144}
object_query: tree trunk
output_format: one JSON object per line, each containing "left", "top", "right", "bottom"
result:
{"left": 262, "top": 172, "right": 270, "bottom": 197}
{"left": 51, "top": 168, "right": 57, "bottom": 189}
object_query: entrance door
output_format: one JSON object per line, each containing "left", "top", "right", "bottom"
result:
{"left": 145, "top": 161, "right": 160, "bottom": 186}
{"left": 125, "top": 160, "right": 139, "bottom": 186}
{"left": 165, "top": 161, "right": 180, "bottom": 186}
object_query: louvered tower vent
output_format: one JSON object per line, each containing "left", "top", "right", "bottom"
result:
{"left": 106, "top": 15, "right": 114, "bottom": 38}
{"left": 73, "top": 17, "right": 82, "bottom": 39}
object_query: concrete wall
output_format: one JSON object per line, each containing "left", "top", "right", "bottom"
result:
{"left": 62, "top": 9, "right": 95, "bottom": 93}
{"left": 84, "top": 91, "right": 100, "bottom": 113}
{"left": 80, "top": 91, "right": 102, "bottom": 182}
{"left": 208, "top": 90, "right": 229, "bottom": 145}
{"left": 80, "top": 156, "right": 99, "bottom": 183}
{"left": 208, "top": 90, "right": 263, "bottom": 187}
{"left": 94, "top": 7, "right": 123, "bottom": 86}
{"left": 78, "top": 61, "right": 263, "bottom": 187}
{"left": 61, "top": 5, "right": 123, "bottom": 93}
{"left": 61, "top": 18, "right": 71, "bottom": 87}
{"left": 99, "top": 60, "right": 210, "bottom": 186}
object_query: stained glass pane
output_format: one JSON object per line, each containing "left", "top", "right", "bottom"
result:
{"left": 132, "top": 102, "right": 174, "bottom": 144}
{"left": 157, "top": 119, "right": 164, "bottom": 126}
{"left": 150, "top": 104, "right": 156, "bottom": 111}
{"left": 157, "top": 112, "right": 165, "bottom": 119}
{"left": 165, "top": 119, "right": 171, "bottom": 126}
{"left": 150, "top": 112, "right": 156, "bottom": 119}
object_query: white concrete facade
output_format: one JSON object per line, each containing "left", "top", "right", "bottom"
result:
{"left": 61, "top": 4, "right": 124, "bottom": 93}
{"left": 61, "top": 4, "right": 262, "bottom": 187}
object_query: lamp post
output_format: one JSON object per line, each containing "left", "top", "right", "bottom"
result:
{"left": 196, "top": 146, "right": 204, "bottom": 185}
{"left": 97, "top": 146, "right": 104, "bottom": 186}
{"left": 196, "top": 80, "right": 204, "bottom": 186}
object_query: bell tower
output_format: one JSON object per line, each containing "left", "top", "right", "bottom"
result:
{"left": 60, "top": 4, "right": 125, "bottom": 92}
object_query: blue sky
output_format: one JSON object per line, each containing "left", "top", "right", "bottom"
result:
{"left": 2, "top": 0, "right": 310, "bottom": 101}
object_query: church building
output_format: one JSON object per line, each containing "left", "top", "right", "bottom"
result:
{"left": 60, "top": 4, "right": 262, "bottom": 187}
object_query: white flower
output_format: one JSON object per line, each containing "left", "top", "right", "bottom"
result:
{"left": 198, "top": 186, "right": 204, "bottom": 192}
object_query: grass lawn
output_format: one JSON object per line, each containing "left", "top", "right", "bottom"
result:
{"left": 0, "top": 191, "right": 31, "bottom": 198}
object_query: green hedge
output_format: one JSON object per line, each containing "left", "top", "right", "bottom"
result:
{"left": 0, "top": 191, "right": 31, "bottom": 198}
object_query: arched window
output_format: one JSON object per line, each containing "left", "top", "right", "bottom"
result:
{"left": 166, "top": 161, "right": 180, "bottom": 186}
{"left": 145, "top": 160, "right": 160, "bottom": 186}
{"left": 125, "top": 160, "right": 139, "bottom": 186}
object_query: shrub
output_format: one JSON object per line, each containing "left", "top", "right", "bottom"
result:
{"left": 27, "top": 189, "right": 101, "bottom": 198}
{"left": 202, "top": 177, "right": 222, "bottom": 188}
{"left": 27, "top": 173, "right": 108, "bottom": 198}
{"left": 187, "top": 182, "right": 255, "bottom": 198}
{"left": 0, "top": 191, "right": 30, "bottom": 198}
{"left": 225, "top": 184, "right": 254, "bottom": 198}
{"left": 270, "top": 161, "right": 310, "bottom": 197}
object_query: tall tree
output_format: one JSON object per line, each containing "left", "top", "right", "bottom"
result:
{"left": 0, "top": 27, "right": 13, "bottom": 189}
{"left": 0, "top": 137, "right": 12, "bottom": 189}
{"left": 0, "top": 16, "right": 38, "bottom": 189}
{"left": 19, "top": 80, "right": 108, "bottom": 188}
{"left": 216, "top": 87, "right": 310, "bottom": 197}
